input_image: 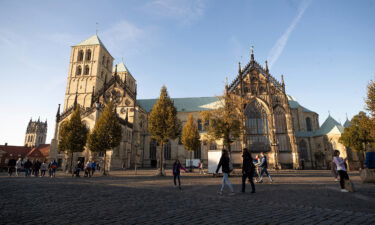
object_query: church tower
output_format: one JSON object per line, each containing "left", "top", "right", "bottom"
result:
{"left": 63, "top": 35, "right": 114, "bottom": 110}
{"left": 24, "top": 118, "right": 47, "bottom": 147}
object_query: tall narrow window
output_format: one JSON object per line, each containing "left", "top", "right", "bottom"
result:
{"left": 76, "top": 66, "right": 82, "bottom": 75}
{"left": 274, "top": 106, "right": 290, "bottom": 151}
{"left": 245, "top": 100, "right": 270, "bottom": 152}
{"left": 84, "top": 65, "right": 90, "bottom": 75}
{"left": 164, "top": 141, "right": 171, "bottom": 160}
{"left": 86, "top": 49, "right": 92, "bottom": 61}
{"left": 306, "top": 117, "right": 312, "bottom": 131}
{"left": 77, "top": 50, "right": 84, "bottom": 61}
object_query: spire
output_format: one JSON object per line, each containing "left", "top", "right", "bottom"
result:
{"left": 114, "top": 64, "right": 118, "bottom": 76}
{"left": 238, "top": 62, "right": 242, "bottom": 74}
{"left": 265, "top": 60, "right": 269, "bottom": 73}
{"left": 74, "top": 91, "right": 78, "bottom": 109}
{"left": 38, "top": 117, "right": 40, "bottom": 122}
{"left": 281, "top": 74, "right": 285, "bottom": 92}
{"left": 56, "top": 104, "right": 61, "bottom": 122}
{"left": 250, "top": 46, "right": 254, "bottom": 62}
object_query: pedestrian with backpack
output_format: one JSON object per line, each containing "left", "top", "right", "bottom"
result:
{"left": 215, "top": 149, "right": 235, "bottom": 196}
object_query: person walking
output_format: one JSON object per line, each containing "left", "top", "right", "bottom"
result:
{"left": 23, "top": 159, "right": 32, "bottom": 177}
{"left": 333, "top": 150, "right": 350, "bottom": 192}
{"left": 15, "top": 158, "right": 22, "bottom": 176}
{"left": 198, "top": 160, "right": 205, "bottom": 174}
{"left": 257, "top": 152, "right": 273, "bottom": 183}
{"left": 84, "top": 161, "right": 92, "bottom": 177}
{"left": 241, "top": 148, "right": 256, "bottom": 193}
{"left": 172, "top": 159, "right": 187, "bottom": 190}
{"left": 40, "top": 161, "right": 48, "bottom": 177}
{"left": 49, "top": 160, "right": 58, "bottom": 178}
{"left": 7, "top": 158, "right": 16, "bottom": 176}
{"left": 215, "top": 150, "right": 235, "bottom": 196}
{"left": 91, "top": 161, "right": 97, "bottom": 177}
{"left": 254, "top": 154, "right": 261, "bottom": 180}
{"left": 33, "top": 160, "right": 41, "bottom": 177}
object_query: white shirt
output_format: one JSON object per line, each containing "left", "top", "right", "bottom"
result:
{"left": 333, "top": 156, "right": 346, "bottom": 171}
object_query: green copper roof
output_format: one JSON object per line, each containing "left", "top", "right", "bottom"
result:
{"left": 138, "top": 97, "right": 220, "bottom": 112}
{"left": 295, "top": 115, "right": 345, "bottom": 138}
{"left": 343, "top": 119, "right": 351, "bottom": 128}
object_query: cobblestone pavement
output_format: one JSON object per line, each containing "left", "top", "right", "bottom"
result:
{"left": 1, "top": 170, "right": 374, "bottom": 225}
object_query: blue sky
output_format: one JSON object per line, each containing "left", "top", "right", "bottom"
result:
{"left": 0, "top": 0, "right": 374, "bottom": 145}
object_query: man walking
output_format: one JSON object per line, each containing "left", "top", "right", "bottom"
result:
{"left": 241, "top": 148, "right": 255, "bottom": 193}
{"left": 257, "top": 152, "right": 273, "bottom": 183}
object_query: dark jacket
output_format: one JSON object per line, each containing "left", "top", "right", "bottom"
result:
{"left": 258, "top": 156, "right": 268, "bottom": 168}
{"left": 216, "top": 154, "right": 230, "bottom": 173}
{"left": 173, "top": 162, "right": 186, "bottom": 175}
{"left": 242, "top": 152, "right": 255, "bottom": 174}
{"left": 7, "top": 159, "right": 16, "bottom": 167}
{"left": 24, "top": 160, "right": 32, "bottom": 169}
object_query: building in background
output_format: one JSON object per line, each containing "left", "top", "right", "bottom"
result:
{"left": 24, "top": 118, "right": 47, "bottom": 147}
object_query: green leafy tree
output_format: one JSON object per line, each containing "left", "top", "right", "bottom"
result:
{"left": 181, "top": 114, "right": 201, "bottom": 171}
{"left": 366, "top": 79, "right": 375, "bottom": 118}
{"left": 88, "top": 102, "right": 122, "bottom": 175}
{"left": 58, "top": 107, "right": 88, "bottom": 172}
{"left": 201, "top": 91, "right": 242, "bottom": 153}
{"left": 148, "top": 86, "right": 180, "bottom": 175}
{"left": 339, "top": 111, "right": 373, "bottom": 168}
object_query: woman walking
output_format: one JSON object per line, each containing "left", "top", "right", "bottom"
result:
{"left": 172, "top": 159, "right": 187, "bottom": 190}
{"left": 333, "top": 150, "right": 350, "bottom": 192}
{"left": 215, "top": 150, "right": 235, "bottom": 196}
{"left": 242, "top": 148, "right": 256, "bottom": 193}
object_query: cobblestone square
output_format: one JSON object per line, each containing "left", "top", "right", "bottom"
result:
{"left": 1, "top": 170, "right": 374, "bottom": 225}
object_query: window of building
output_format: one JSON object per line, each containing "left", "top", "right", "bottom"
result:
{"left": 85, "top": 49, "right": 92, "bottom": 61}
{"left": 194, "top": 145, "right": 201, "bottom": 159}
{"left": 164, "top": 141, "right": 171, "bottom": 160}
{"left": 274, "top": 106, "right": 287, "bottom": 134}
{"left": 299, "top": 140, "right": 308, "bottom": 160}
{"left": 197, "top": 119, "right": 203, "bottom": 131}
{"left": 245, "top": 100, "right": 270, "bottom": 152}
{"left": 306, "top": 117, "right": 312, "bottom": 131}
{"left": 76, "top": 66, "right": 82, "bottom": 75}
{"left": 77, "top": 50, "right": 84, "bottom": 61}
{"left": 84, "top": 65, "right": 90, "bottom": 75}
{"left": 150, "top": 139, "right": 157, "bottom": 160}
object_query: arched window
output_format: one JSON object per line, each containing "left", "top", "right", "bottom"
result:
{"left": 194, "top": 144, "right": 201, "bottom": 159}
{"left": 85, "top": 49, "right": 91, "bottom": 61}
{"left": 164, "top": 141, "right": 171, "bottom": 160}
{"left": 299, "top": 140, "right": 308, "bottom": 160}
{"left": 245, "top": 101, "right": 270, "bottom": 152}
{"left": 84, "top": 65, "right": 90, "bottom": 75}
{"left": 197, "top": 119, "right": 203, "bottom": 131}
{"left": 77, "top": 50, "right": 84, "bottom": 61}
{"left": 274, "top": 106, "right": 290, "bottom": 151}
{"left": 76, "top": 66, "right": 82, "bottom": 75}
{"left": 306, "top": 117, "right": 312, "bottom": 131}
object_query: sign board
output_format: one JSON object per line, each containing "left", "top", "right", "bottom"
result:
{"left": 208, "top": 150, "right": 222, "bottom": 174}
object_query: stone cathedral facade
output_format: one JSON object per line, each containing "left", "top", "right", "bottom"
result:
{"left": 49, "top": 35, "right": 361, "bottom": 171}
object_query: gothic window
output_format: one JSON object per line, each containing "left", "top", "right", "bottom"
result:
{"left": 274, "top": 106, "right": 287, "bottom": 134}
{"left": 85, "top": 49, "right": 92, "bottom": 61}
{"left": 77, "top": 50, "right": 84, "bottom": 61}
{"left": 76, "top": 66, "right": 82, "bottom": 75}
{"left": 299, "top": 140, "right": 308, "bottom": 160}
{"left": 194, "top": 145, "right": 201, "bottom": 159}
{"left": 164, "top": 141, "right": 171, "bottom": 160}
{"left": 245, "top": 101, "right": 270, "bottom": 152}
{"left": 306, "top": 117, "right": 312, "bottom": 131}
{"left": 197, "top": 119, "right": 203, "bottom": 131}
{"left": 84, "top": 65, "right": 90, "bottom": 75}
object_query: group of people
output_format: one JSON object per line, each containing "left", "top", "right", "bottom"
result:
{"left": 72, "top": 160, "right": 98, "bottom": 178}
{"left": 7, "top": 158, "right": 58, "bottom": 178}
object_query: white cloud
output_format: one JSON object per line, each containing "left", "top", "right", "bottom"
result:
{"left": 267, "top": 0, "right": 311, "bottom": 68}
{"left": 144, "top": 0, "right": 206, "bottom": 25}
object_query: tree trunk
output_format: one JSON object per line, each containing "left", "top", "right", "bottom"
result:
{"left": 103, "top": 151, "right": 107, "bottom": 176}
{"left": 158, "top": 142, "right": 164, "bottom": 176}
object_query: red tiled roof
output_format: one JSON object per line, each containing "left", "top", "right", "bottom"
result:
{"left": 0, "top": 145, "right": 31, "bottom": 158}
{"left": 28, "top": 144, "right": 50, "bottom": 158}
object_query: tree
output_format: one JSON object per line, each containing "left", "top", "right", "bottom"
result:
{"left": 148, "top": 86, "right": 180, "bottom": 176}
{"left": 58, "top": 107, "right": 89, "bottom": 173}
{"left": 200, "top": 91, "right": 242, "bottom": 153}
{"left": 181, "top": 114, "right": 201, "bottom": 171}
{"left": 88, "top": 102, "right": 122, "bottom": 175}
{"left": 339, "top": 111, "right": 373, "bottom": 168}
{"left": 365, "top": 79, "right": 375, "bottom": 117}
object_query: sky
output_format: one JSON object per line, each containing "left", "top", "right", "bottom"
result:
{"left": 0, "top": 0, "right": 374, "bottom": 145}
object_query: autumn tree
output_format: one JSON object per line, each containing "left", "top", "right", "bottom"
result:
{"left": 148, "top": 86, "right": 181, "bottom": 176}
{"left": 88, "top": 102, "right": 122, "bottom": 175}
{"left": 181, "top": 114, "right": 201, "bottom": 171}
{"left": 200, "top": 90, "right": 243, "bottom": 153}
{"left": 339, "top": 111, "right": 373, "bottom": 168}
{"left": 58, "top": 107, "right": 89, "bottom": 173}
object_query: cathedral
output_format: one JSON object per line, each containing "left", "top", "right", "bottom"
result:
{"left": 49, "top": 35, "right": 361, "bottom": 171}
